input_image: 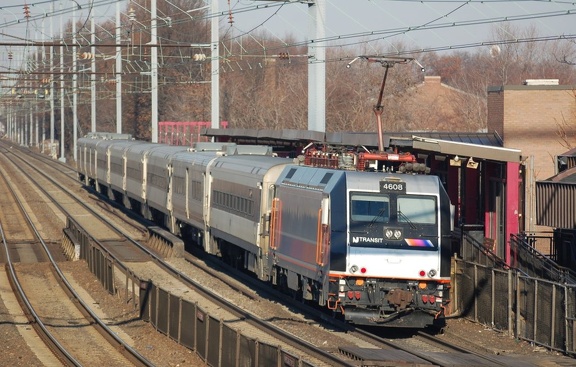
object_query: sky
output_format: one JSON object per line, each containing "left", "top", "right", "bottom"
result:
{"left": 225, "top": 0, "right": 576, "bottom": 55}
{"left": 0, "top": 0, "right": 575, "bottom": 72}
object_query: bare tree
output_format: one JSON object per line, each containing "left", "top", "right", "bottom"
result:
{"left": 65, "top": 13, "right": 576, "bottom": 141}
{"left": 555, "top": 89, "right": 576, "bottom": 150}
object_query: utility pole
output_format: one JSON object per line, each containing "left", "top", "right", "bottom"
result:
{"left": 72, "top": 2, "right": 78, "bottom": 161}
{"left": 151, "top": 0, "right": 158, "bottom": 142}
{"left": 256, "top": 0, "right": 326, "bottom": 132}
{"left": 59, "top": 1, "right": 66, "bottom": 163}
{"left": 116, "top": 0, "right": 122, "bottom": 134}
{"left": 211, "top": 0, "right": 219, "bottom": 131}
{"left": 308, "top": 0, "right": 326, "bottom": 133}
{"left": 91, "top": 15, "right": 96, "bottom": 133}
{"left": 50, "top": 0, "right": 55, "bottom": 152}
{"left": 35, "top": 28, "right": 39, "bottom": 148}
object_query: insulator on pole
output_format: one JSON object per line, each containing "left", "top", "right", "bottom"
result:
{"left": 128, "top": 7, "right": 136, "bottom": 22}
{"left": 193, "top": 54, "right": 207, "bottom": 61}
{"left": 79, "top": 52, "right": 94, "bottom": 59}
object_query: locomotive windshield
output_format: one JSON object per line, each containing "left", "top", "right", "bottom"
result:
{"left": 397, "top": 196, "right": 436, "bottom": 225}
{"left": 350, "top": 194, "right": 390, "bottom": 223}
{"left": 351, "top": 193, "right": 436, "bottom": 225}
{"left": 350, "top": 192, "right": 439, "bottom": 249}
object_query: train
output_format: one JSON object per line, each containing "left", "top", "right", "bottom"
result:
{"left": 76, "top": 136, "right": 454, "bottom": 328}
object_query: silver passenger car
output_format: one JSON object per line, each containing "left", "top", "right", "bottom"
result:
{"left": 94, "top": 139, "right": 118, "bottom": 191}
{"left": 206, "top": 154, "right": 292, "bottom": 275}
{"left": 108, "top": 140, "right": 148, "bottom": 194}
{"left": 170, "top": 151, "right": 221, "bottom": 231}
{"left": 78, "top": 137, "right": 134, "bottom": 187}
{"left": 145, "top": 146, "right": 192, "bottom": 218}
{"left": 124, "top": 143, "right": 170, "bottom": 203}
{"left": 77, "top": 138, "right": 94, "bottom": 184}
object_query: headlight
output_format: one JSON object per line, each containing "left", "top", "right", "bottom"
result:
{"left": 385, "top": 228, "right": 402, "bottom": 239}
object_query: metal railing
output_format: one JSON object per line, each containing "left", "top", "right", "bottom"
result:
{"left": 510, "top": 233, "right": 576, "bottom": 285}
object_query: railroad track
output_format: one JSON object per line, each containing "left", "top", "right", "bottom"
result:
{"left": 1, "top": 144, "right": 148, "bottom": 242}
{"left": 0, "top": 151, "right": 152, "bottom": 366}
{"left": 180, "top": 247, "right": 520, "bottom": 367}
{"left": 0, "top": 142, "right": 357, "bottom": 366}
{"left": 1, "top": 142, "right": 548, "bottom": 367}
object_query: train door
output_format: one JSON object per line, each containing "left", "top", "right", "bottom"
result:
{"left": 265, "top": 183, "right": 277, "bottom": 250}
{"left": 141, "top": 154, "right": 148, "bottom": 201}
{"left": 106, "top": 146, "right": 111, "bottom": 185}
{"left": 203, "top": 159, "right": 216, "bottom": 254}
{"left": 167, "top": 163, "right": 174, "bottom": 213}
{"left": 122, "top": 151, "right": 128, "bottom": 191}
{"left": 94, "top": 149, "right": 100, "bottom": 192}
{"left": 185, "top": 167, "right": 190, "bottom": 219}
{"left": 167, "top": 162, "right": 175, "bottom": 232}
{"left": 317, "top": 196, "right": 330, "bottom": 267}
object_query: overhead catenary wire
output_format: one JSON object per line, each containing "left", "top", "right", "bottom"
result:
{"left": 3, "top": 0, "right": 573, "bottom": 47}
{"left": 0, "top": 0, "right": 574, "bottom": 99}
{"left": 2, "top": 1, "right": 574, "bottom": 56}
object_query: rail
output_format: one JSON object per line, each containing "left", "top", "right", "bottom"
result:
{"left": 0, "top": 144, "right": 153, "bottom": 366}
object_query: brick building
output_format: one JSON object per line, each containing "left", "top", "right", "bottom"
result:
{"left": 487, "top": 80, "right": 576, "bottom": 232}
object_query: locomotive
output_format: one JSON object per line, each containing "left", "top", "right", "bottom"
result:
{"left": 77, "top": 136, "right": 453, "bottom": 328}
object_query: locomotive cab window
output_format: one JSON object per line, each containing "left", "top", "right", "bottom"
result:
{"left": 351, "top": 193, "right": 390, "bottom": 223}
{"left": 350, "top": 193, "right": 437, "bottom": 225}
{"left": 350, "top": 192, "right": 439, "bottom": 250}
{"left": 397, "top": 196, "right": 436, "bottom": 225}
